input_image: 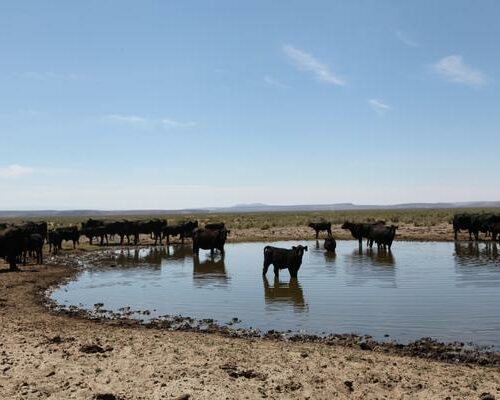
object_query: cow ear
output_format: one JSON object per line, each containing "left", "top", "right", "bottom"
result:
{"left": 304, "top": 246, "right": 308, "bottom": 251}
{"left": 292, "top": 246, "right": 297, "bottom": 250}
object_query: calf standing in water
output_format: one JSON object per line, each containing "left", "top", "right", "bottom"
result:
{"left": 262, "top": 245, "right": 308, "bottom": 278}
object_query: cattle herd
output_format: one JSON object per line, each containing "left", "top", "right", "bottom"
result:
{"left": 0, "top": 212, "right": 498, "bottom": 275}
{"left": 452, "top": 213, "right": 500, "bottom": 241}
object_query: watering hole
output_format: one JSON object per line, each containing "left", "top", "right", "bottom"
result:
{"left": 50, "top": 240, "right": 500, "bottom": 347}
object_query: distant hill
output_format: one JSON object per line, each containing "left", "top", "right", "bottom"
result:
{"left": 1, "top": 201, "right": 500, "bottom": 218}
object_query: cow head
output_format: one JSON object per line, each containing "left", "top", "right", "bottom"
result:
{"left": 341, "top": 221, "right": 351, "bottom": 229}
{"left": 292, "top": 245, "right": 308, "bottom": 258}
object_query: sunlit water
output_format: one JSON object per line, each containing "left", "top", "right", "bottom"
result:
{"left": 50, "top": 240, "right": 500, "bottom": 347}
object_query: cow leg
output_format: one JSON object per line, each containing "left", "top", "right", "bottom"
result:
{"left": 289, "top": 268, "right": 298, "bottom": 279}
{"left": 8, "top": 256, "right": 18, "bottom": 271}
{"left": 262, "top": 260, "right": 271, "bottom": 275}
{"left": 315, "top": 230, "right": 319, "bottom": 240}
{"left": 273, "top": 266, "right": 280, "bottom": 278}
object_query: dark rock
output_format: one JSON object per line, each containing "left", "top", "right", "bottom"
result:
{"left": 479, "top": 393, "right": 495, "bottom": 400}
{"left": 80, "top": 344, "right": 107, "bottom": 354}
{"left": 344, "top": 380, "right": 354, "bottom": 392}
{"left": 173, "top": 395, "right": 190, "bottom": 400}
{"left": 94, "top": 394, "right": 121, "bottom": 400}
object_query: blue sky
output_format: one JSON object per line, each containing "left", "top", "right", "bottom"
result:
{"left": 0, "top": 1, "right": 499, "bottom": 209}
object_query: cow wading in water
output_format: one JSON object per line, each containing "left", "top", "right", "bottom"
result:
{"left": 341, "top": 221, "right": 385, "bottom": 248}
{"left": 192, "top": 228, "right": 230, "bottom": 256}
{"left": 262, "top": 245, "right": 308, "bottom": 278}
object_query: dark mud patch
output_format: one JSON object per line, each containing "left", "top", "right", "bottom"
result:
{"left": 220, "top": 363, "right": 266, "bottom": 380}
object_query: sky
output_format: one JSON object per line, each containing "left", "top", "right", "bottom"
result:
{"left": 0, "top": 1, "right": 499, "bottom": 210}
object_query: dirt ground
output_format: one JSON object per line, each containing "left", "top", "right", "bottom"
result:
{"left": 1, "top": 253, "right": 500, "bottom": 399}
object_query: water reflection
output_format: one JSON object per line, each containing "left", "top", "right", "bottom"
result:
{"left": 369, "top": 248, "right": 396, "bottom": 266}
{"left": 346, "top": 248, "right": 396, "bottom": 287}
{"left": 454, "top": 241, "right": 499, "bottom": 261}
{"left": 263, "top": 276, "right": 307, "bottom": 311}
{"left": 163, "top": 245, "right": 192, "bottom": 260}
{"left": 323, "top": 251, "right": 337, "bottom": 263}
{"left": 454, "top": 242, "right": 500, "bottom": 288}
{"left": 192, "top": 255, "right": 229, "bottom": 287}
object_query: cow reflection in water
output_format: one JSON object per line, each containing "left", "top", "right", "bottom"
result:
{"left": 368, "top": 248, "right": 395, "bottom": 267}
{"left": 454, "top": 241, "right": 498, "bottom": 260}
{"left": 263, "top": 276, "right": 307, "bottom": 311}
{"left": 193, "top": 255, "right": 229, "bottom": 287}
{"left": 113, "top": 247, "right": 169, "bottom": 267}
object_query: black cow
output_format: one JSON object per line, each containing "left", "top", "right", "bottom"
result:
{"left": 341, "top": 221, "right": 385, "bottom": 247}
{"left": 192, "top": 228, "right": 229, "bottom": 256}
{"left": 368, "top": 224, "right": 398, "bottom": 250}
{"left": 205, "top": 222, "right": 225, "bottom": 230}
{"left": 466, "top": 214, "right": 500, "bottom": 241}
{"left": 262, "top": 245, "right": 308, "bottom": 278}
{"left": 17, "top": 221, "right": 48, "bottom": 242}
{"left": 324, "top": 236, "right": 336, "bottom": 252}
{"left": 81, "top": 219, "right": 107, "bottom": 245}
{"left": 55, "top": 226, "right": 80, "bottom": 249}
{"left": 308, "top": 222, "right": 332, "bottom": 239}
{"left": 23, "top": 233, "right": 44, "bottom": 265}
{"left": 490, "top": 222, "right": 500, "bottom": 242}
{"left": 453, "top": 213, "right": 473, "bottom": 240}
{"left": 163, "top": 220, "right": 199, "bottom": 244}
{"left": 130, "top": 219, "right": 167, "bottom": 245}
{"left": 0, "top": 227, "right": 25, "bottom": 270}
{"left": 48, "top": 230, "right": 63, "bottom": 254}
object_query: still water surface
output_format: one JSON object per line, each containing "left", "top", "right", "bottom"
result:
{"left": 50, "top": 240, "right": 500, "bottom": 347}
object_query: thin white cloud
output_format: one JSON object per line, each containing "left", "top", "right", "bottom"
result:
{"left": 432, "top": 55, "right": 486, "bottom": 87}
{"left": 104, "top": 114, "right": 147, "bottom": 125}
{"left": 264, "top": 75, "right": 289, "bottom": 89}
{"left": 161, "top": 118, "right": 196, "bottom": 129}
{"left": 283, "top": 45, "right": 346, "bottom": 86}
{"left": 103, "top": 114, "right": 195, "bottom": 130}
{"left": 0, "top": 164, "right": 34, "bottom": 178}
{"left": 368, "top": 99, "right": 391, "bottom": 115}
{"left": 395, "top": 30, "right": 420, "bottom": 47}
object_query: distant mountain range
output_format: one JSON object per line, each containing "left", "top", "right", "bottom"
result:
{"left": 1, "top": 201, "right": 500, "bottom": 218}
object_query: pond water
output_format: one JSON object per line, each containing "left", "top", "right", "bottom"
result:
{"left": 50, "top": 240, "right": 500, "bottom": 348}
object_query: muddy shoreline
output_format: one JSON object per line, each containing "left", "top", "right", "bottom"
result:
{"left": 2, "top": 235, "right": 500, "bottom": 398}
